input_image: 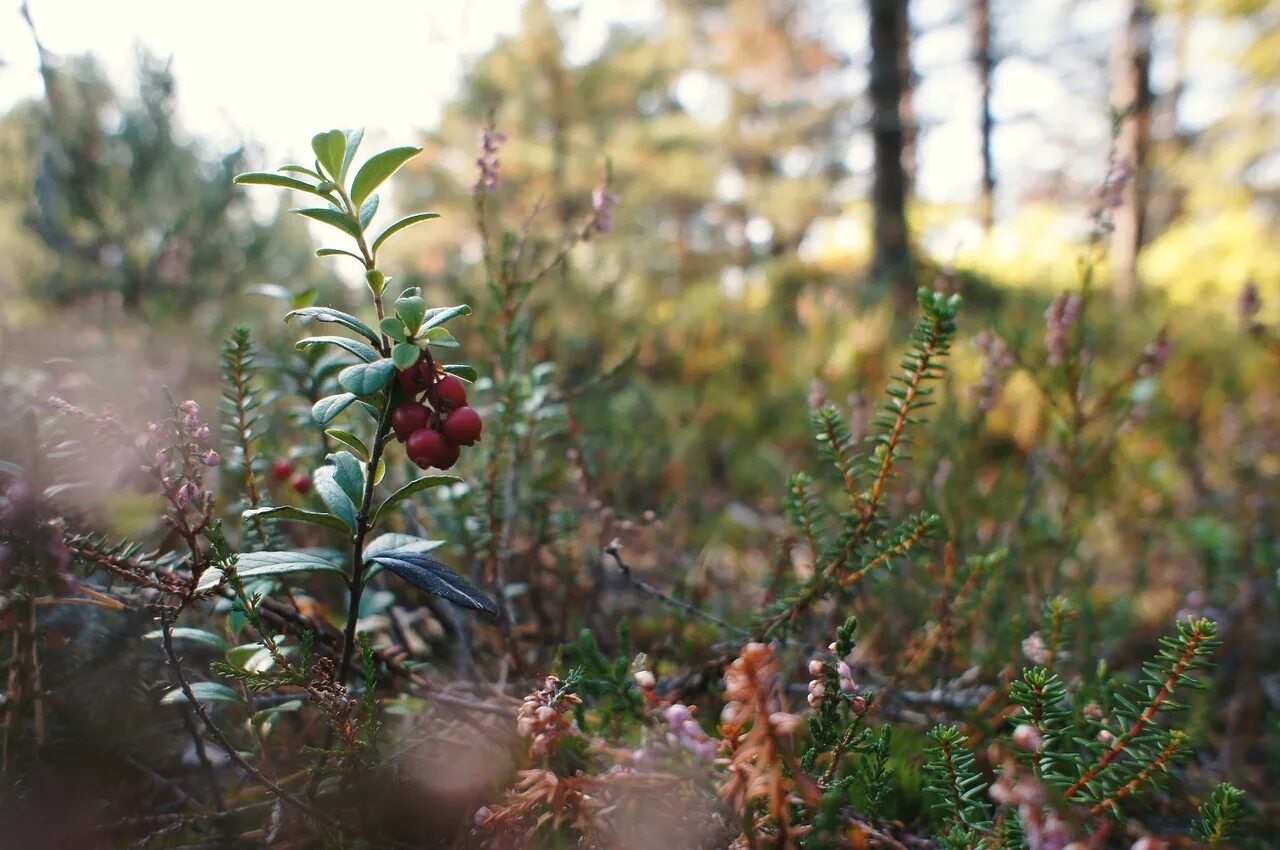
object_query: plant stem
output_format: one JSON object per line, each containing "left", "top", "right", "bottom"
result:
{"left": 337, "top": 394, "right": 395, "bottom": 685}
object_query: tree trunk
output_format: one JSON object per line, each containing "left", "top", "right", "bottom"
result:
{"left": 972, "top": 0, "right": 996, "bottom": 231}
{"left": 1111, "top": 0, "right": 1153, "bottom": 303}
{"left": 869, "top": 0, "right": 911, "bottom": 301}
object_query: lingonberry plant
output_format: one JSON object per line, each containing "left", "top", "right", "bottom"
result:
{"left": 0, "top": 124, "right": 1263, "bottom": 849}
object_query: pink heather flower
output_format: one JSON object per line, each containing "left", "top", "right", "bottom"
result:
{"left": 664, "top": 703, "right": 716, "bottom": 760}
{"left": 850, "top": 696, "right": 867, "bottom": 714}
{"left": 1022, "top": 633, "right": 1049, "bottom": 666}
{"left": 1044, "top": 294, "right": 1082, "bottom": 367}
{"left": 202, "top": 450, "right": 221, "bottom": 467}
{"left": 1012, "top": 724, "right": 1045, "bottom": 752}
{"left": 1138, "top": 331, "right": 1172, "bottom": 376}
{"left": 179, "top": 400, "right": 200, "bottom": 416}
{"left": 591, "top": 186, "right": 619, "bottom": 234}
{"left": 807, "top": 380, "right": 828, "bottom": 411}
{"left": 175, "top": 481, "right": 200, "bottom": 508}
{"left": 474, "top": 127, "right": 505, "bottom": 192}
{"left": 973, "top": 330, "right": 1015, "bottom": 412}
{"left": 194, "top": 425, "right": 212, "bottom": 444}
{"left": 808, "top": 658, "right": 825, "bottom": 676}
{"left": 473, "top": 806, "right": 491, "bottom": 826}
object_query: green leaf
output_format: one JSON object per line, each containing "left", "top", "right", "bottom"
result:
{"left": 392, "top": 342, "right": 421, "bottom": 371}
{"left": 338, "top": 360, "right": 395, "bottom": 396}
{"left": 293, "top": 207, "right": 361, "bottom": 240}
{"left": 160, "top": 681, "right": 245, "bottom": 707}
{"left": 371, "top": 551, "right": 500, "bottom": 617}
{"left": 363, "top": 533, "right": 444, "bottom": 563}
{"left": 372, "top": 458, "right": 386, "bottom": 486}
{"left": 395, "top": 289, "right": 427, "bottom": 333}
{"left": 421, "top": 304, "right": 472, "bottom": 331}
{"left": 325, "top": 429, "right": 369, "bottom": 460}
{"left": 363, "top": 534, "right": 443, "bottom": 578}
{"left": 422, "top": 327, "right": 459, "bottom": 348}
{"left": 226, "top": 642, "right": 277, "bottom": 672}
{"left": 327, "top": 451, "right": 365, "bottom": 504}
{"left": 234, "top": 172, "right": 330, "bottom": 198}
{"left": 359, "top": 194, "right": 379, "bottom": 230}
{"left": 285, "top": 306, "right": 380, "bottom": 346}
{"left": 442, "top": 364, "right": 478, "bottom": 383}
{"left": 280, "top": 164, "right": 322, "bottom": 179}
{"left": 315, "top": 247, "right": 364, "bottom": 264}
{"left": 371, "top": 212, "right": 440, "bottom": 255}
{"left": 234, "top": 550, "right": 346, "bottom": 581}
{"left": 296, "top": 336, "right": 379, "bottom": 363}
{"left": 144, "top": 627, "right": 227, "bottom": 652}
{"left": 311, "top": 392, "right": 358, "bottom": 425}
{"left": 311, "top": 129, "right": 348, "bottom": 180}
{"left": 243, "top": 504, "right": 351, "bottom": 534}
{"left": 350, "top": 146, "right": 421, "bottom": 207}
{"left": 341, "top": 128, "right": 364, "bottom": 180}
{"left": 314, "top": 466, "right": 358, "bottom": 532}
{"left": 371, "top": 475, "right": 462, "bottom": 525}
{"left": 380, "top": 317, "right": 408, "bottom": 343}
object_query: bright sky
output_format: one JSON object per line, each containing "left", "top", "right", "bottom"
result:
{"left": 0, "top": 0, "right": 1225, "bottom": 219}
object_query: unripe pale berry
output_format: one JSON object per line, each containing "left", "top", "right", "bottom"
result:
{"left": 391, "top": 402, "right": 431, "bottom": 442}
{"left": 434, "top": 374, "right": 468, "bottom": 409}
{"left": 443, "top": 406, "right": 483, "bottom": 445}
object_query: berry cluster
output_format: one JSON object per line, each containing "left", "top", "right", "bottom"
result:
{"left": 391, "top": 356, "right": 482, "bottom": 471}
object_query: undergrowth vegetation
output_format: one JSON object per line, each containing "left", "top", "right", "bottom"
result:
{"left": 0, "top": 125, "right": 1275, "bottom": 850}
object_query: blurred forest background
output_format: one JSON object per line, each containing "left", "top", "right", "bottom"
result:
{"left": 1, "top": 0, "right": 1276, "bottom": 512}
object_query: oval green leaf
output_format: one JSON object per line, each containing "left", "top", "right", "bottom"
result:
{"left": 371, "top": 474, "right": 462, "bottom": 525}
{"left": 371, "top": 212, "right": 440, "bottom": 255}
{"left": 313, "top": 466, "right": 358, "bottom": 532}
{"left": 296, "top": 336, "right": 379, "bottom": 363}
{"left": 293, "top": 207, "right": 361, "bottom": 240}
{"left": 338, "top": 360, "right": 395, "bottom": 396}
{"left": 242, "top": 504, "right": 351, "bottom": 534}
{"left": 312, "top": 392, "right": 358, "bottom": 426}
{"left": 442, "top": 364, "right": 478, "bottom": 383}
{"left": 234, "top": 172, "right": 330, "bottom": 198}
{"left": 325, "top": 429, "right": 369, "bottom": 460}
{"left": 235, "top": 550, "right": 346, "bottom": 581}
{"left": 285, "top": 307, "right": 380, "bottom": 346}
{"left": 350, "top": 146, "right": 421, "bottom": 207}
{"left": 143, "top": 627, "right": 227, "bottom": 652}
{"left": 160, "top": 681, "right": 245, "bottom": 707}
{"left": 311, "top": 129, "right": 347, "bottom": 181}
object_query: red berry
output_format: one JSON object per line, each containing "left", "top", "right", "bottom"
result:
{"left": 406, "top": 428, "right": 448, "bottom": 469}
{"left": 434, "top": 374, "right": 468, "bottom": 409}
{"left": 435, "top": 439, "right": 461, "bottom": 470}
{"left": 395, "top": 359, "right": 433, "bottom": 395}
{"left": 443, "top": 406, "right": 483, "bottom": 446}
{"left": 271, "top": 459, "right": 295, "bottom": 481}
{"left": 289, "top": 472, "right": 312, "bottom": 494}
{"left": 391, "top": 402, "right": 431, "bottom": 441}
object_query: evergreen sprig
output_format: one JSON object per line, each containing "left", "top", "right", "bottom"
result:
{"left": 925, "top": 724, "right": 991, "bottom": 839}
{"left": 219, "top": 326, "right": 277, "bottom": 549}
{"left": 1192, "top": 782, "right": 1247, "bottom": 847}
